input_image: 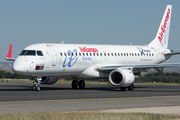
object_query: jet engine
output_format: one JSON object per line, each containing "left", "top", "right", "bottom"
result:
{"left": 109, "top": 68, "right": 135, "bottom": 87}
{"left": 37, "top": 77, "right": 58, "bottom": 84}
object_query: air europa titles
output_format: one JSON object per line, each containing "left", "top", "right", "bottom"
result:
{"left": 79, "top": 47, "right": 98, "bottom": 53}
{"left": 158, "top": 8, "right": 170, "bottom": 44}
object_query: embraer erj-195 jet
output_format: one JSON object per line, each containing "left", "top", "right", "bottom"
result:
{"left": 6, "top": 5, "right": 180, "bottom": 91}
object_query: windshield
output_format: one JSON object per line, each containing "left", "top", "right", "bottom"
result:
{"left": 19, "top": 50, "right": 36, "bottom": 56}
{"left": 37, "top": 51, "right": 43, "bottom": 56}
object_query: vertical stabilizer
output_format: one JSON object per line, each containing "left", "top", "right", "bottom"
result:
{"left": 148, "top": 5, "right": 172, "bottom": 49}
{"left": 5, "top": 44, "right": 15, "bottom": 61}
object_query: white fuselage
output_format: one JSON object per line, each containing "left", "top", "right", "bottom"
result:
{"left": 13, "top": 43, "right": 167, "bottom": 79}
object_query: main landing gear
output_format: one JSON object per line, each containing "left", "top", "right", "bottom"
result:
{"left": 72, "top": 79, "right": 85, "bottom": 89}
{"left": 120, "top": 83, "right": 134, "bottom": 91}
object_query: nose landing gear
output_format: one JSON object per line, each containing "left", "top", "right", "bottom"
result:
{"left": 32, "top": 82, "right": 40, "bottom": 91}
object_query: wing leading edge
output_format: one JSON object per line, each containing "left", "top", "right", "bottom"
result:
{"left": 99, "top": 64, "right": 180, "bottom": 71}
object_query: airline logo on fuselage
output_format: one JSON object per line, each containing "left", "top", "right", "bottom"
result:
{"left": 137, "top": 47, "right": 151, "bottom": 54}
{"left": 63, "top": 49, "right": 78, "bottom": 68}
{"left": 158, "top": 8, "right": 170, "bottom": 44}
{"left": 79, "top": 47, "right": 98, "bottom": 53}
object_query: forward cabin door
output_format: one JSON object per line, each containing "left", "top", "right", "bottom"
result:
{"left": 47, "top": 45, "right": 57, "bottom": 66}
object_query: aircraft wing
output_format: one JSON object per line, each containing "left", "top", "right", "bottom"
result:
{"left": 99, "top": 63, "right": 180, "bottom": 71}
{"left": 5, "top": 44, "right": 15, "bottom": 61}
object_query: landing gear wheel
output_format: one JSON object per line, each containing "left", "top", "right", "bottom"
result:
{"left": 79, "top": 80, "right": 85, "bottom": 89}
{"left": 127, "top": 83, "right": 134, "bottom": 91}
{"left": 32, "top": 84, "right": 40, "bottom": 91}
{"left": 72, "top": 80, "right": 78, "bottom": 89}
{"left": 120, "top": 87, "right": 126, "bottom": 91}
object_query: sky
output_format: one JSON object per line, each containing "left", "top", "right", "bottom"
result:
{"left": 1, "top": 0, "right": 180, "bottom": 63}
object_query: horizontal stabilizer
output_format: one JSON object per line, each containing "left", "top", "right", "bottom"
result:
{"left": 164, "top": 52, "right": 180, "bottom": 56}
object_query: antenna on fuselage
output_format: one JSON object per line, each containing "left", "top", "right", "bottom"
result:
{"left": 62, "top": 41, "right": 64, "bottom": 44}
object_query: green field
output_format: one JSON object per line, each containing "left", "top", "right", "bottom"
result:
{"left": 0, "top": 111, "right": 180, "bottom": 120}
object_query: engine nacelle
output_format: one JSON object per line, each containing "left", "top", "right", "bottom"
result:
{"left": 37, "top": 76, "right": 58, "bottom": 84}
{"left": 109, "top": 68, "right": 135, "bottom": 87}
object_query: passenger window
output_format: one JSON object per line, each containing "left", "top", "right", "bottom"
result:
{"left": 121, "top": 53, "right": 123, "bottom": 56}
{"left": 83, "top": 53, "right": 85, "bottom": 56}
{"left": 124, "top": 53, "right": 126, "bottom": 56}
{"left": 118, "top": 53, "right": 120, "bottom": 56}
{"left": 104, "top": 53, "right": 106, "bottom": 56}
{"left": 79, "top": 53, "right": 81, "bottom": 56}
{"left": 86, "top": 53, "right": 88, "bottom": 56}
{"left": 68, "top": 53, "right": 70, "bottom": 56}
{"left": 97, "top": 53, "right": 99, "bottom": 56}
{"left": 93, "top": 53, "right": 95, "bottom": 56}
{"left": 126, "top": 53, "right": 128, "bottom": 56}
{"left": 115, "top": 53, "right": 117, "bottom": 56}
{"left": 90, "top": 53, "right": 92, "bottom": 56}
{"left": 60, "top": 52, "right": 62, "bottom": 56}
{"left": 111, "top": 53, "right": 113, "bottom": 56}
{"left": 108, "top": 53, "right": 110, "bottom": 56}
{"left": 100, "top": 53, "right": 102, "bottom": 56}
{"left": 132, "top": 53, "right": 134, "bottom": 56}
{"left": 64, "top": 53, "right": 66, "bottom": 56}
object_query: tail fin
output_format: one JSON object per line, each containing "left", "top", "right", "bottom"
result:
{"left": 148, "top": 5, "right": 172, "bottom": 49}
{"left": 6, "top": 44, "right": 15, "bottom": 61}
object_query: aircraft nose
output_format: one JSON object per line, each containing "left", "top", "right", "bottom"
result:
{"left": 13, "top": 61, "right": 26, "bottom": 74}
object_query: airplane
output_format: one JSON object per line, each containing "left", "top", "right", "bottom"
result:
{"left": 5, "top": 5, "right": 180, "bottom": 91}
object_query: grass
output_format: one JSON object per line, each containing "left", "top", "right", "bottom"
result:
{"left": 0, "top": 78, "right": 180, "bottom": 86}
{"left": 0, "top": 79, "right": 32, "bottom": 83}
{"left": 0, "top": 111, "right": 180, "bottom": 120}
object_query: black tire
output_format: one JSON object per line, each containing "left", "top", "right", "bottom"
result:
{"left": 36, "top": 84, "right": 40, "bottom": 91}
{"left": 32, "top": 84, "right": 40, "bottom": 91}
{"left": 32, "top": 85, "right": 36, "bottom": 91}
{"left": 127, "top": 83, "right": 134, "bottom": 91}
{"left": 79, "top": 80, "right": 85, "bottom": 89}
{"left": 72, "top": 80, "right": 78, "bottom": 89}
{"left": 120, "top": 87, "right": 126, "bottom": 91}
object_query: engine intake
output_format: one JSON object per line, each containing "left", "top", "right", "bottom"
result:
{"left": 109, "top": 68, "right": 135, "bottom": 87}
{"left": 37, "top": 76, "right": 58, "bottom": 84}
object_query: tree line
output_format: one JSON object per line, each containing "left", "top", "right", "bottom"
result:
{"left": 136, "top": 72, "right": 180, "bottom": 83}
{"left": 0, "top": 71, "right": 29, "bottom": 79}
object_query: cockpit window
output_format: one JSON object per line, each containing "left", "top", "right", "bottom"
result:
{"left": 37, "top": 51, "right": 44, "bottom": 56}
{"left": 19, "top": 50, "right": 36, "bottom": 56}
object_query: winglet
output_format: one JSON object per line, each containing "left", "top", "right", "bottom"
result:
{"left": 6, "top": 44, "right": 15, "bottom": 61}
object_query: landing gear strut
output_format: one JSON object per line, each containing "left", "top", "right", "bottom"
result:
{"left": 71, "top": 79, "right": 85, "bottom": 89}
